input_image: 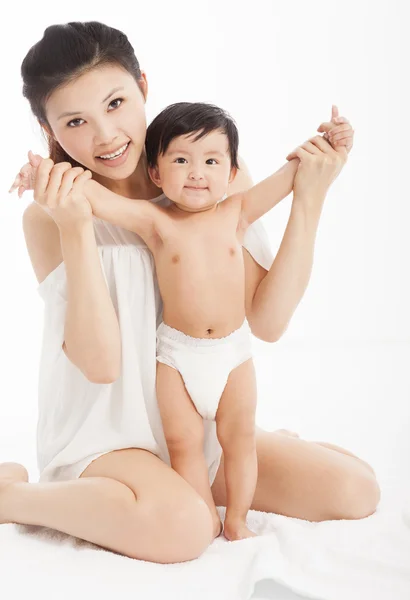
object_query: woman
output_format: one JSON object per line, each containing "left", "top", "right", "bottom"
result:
{"left": 1, "top": 21, "right": 379, "bottom": 564}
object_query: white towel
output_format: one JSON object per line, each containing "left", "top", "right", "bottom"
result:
{"left": 1, "top": 494, "right": 409, "bottom": 600}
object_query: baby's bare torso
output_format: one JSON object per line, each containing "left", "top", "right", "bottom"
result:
{"left": 150, "top": 196, "right": 248, "bottom": 338}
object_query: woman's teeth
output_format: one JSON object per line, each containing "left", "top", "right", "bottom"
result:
{"left": 98, "top": 142, "right": 129, "bottom": 160}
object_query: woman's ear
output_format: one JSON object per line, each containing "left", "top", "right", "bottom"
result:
{"left": 39, "top": 120, "right": 56, "bottom": 140}
{"left": 139, "top": 71, "right": 148, "bottom": 103}
{"left": 148, "top": 165, "right": 161, "bottom": 188}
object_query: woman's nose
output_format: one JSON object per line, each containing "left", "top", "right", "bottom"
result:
{"left": 94, "top": 123, "right": 119, "bottom": 147}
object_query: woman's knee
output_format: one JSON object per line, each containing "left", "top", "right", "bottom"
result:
{"left": 333, "top": 469, "right": 381, "bottom": 520}
{"left": 141, "top": 492, "right": 214, "bottom": 563}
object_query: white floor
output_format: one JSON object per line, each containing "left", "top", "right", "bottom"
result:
{"left": 1, "top": 340, "right": 409, "bottom": 600}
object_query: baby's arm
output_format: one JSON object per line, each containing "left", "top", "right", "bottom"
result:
{"left": 84, "top": 179, "right": 160, "bottom": 245}
{"left": 230, "top": 160, "right": 298, "bottom": 227}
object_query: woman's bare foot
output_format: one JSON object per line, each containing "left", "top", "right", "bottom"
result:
{"left": 0, "top": 462, "right": 29, "bottom": 524}
{"left": 223, "top": 518, "right": 257, "bottom": 541}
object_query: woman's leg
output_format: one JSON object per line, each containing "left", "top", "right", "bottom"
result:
{"left": 0, "top": 448, "right": 214, "bottom": 564}
{"left": 211, "top": 428, "right": 380, "bottom": 522}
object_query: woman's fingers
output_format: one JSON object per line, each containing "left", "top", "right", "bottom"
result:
{"left": 286, "top": 134, "right": 334, "bottom": 161}
{"left": 329, "top": 125, "right": 354, "bottom": 142}
{"left": 43, "top": 162, "right": 74, "bottom": 206}
{"left": 286, "top": 145, "right": 312, "bottom": 161}
{"left": 33, "top": 158, "right": 57, "bottom": 205}
{"left": 57, "top": 167, "right": 88, "bottom": 198}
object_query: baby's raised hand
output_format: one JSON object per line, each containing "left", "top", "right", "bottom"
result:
{"left": 317, "top": 105, "right": 354, "bottom": 154}
{"left": 8, "top": 151, "right": 42, "bottom": 198}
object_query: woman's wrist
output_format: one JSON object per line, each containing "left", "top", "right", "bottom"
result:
{"left": 291, "top": 190, "right": 326, "bottom": 223}
{"left": 58, "top": 216, "right": 94, "bottom": 240}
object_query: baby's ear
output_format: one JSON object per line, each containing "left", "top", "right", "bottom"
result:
{"left": 148, "top": 165, "right": 161, "bottom": 188}
{"left": 229, "top": 166, "right": 238, "bottom": 183}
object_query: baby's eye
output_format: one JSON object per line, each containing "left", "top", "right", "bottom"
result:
{"left": 206, "top": 159, "right": 218, "bottom": 165}
{"left": 175, "top": 158, "right": 187, "bottom": 164}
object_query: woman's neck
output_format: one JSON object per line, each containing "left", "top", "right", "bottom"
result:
{"left": 93, "top": 151, "right": 162, "bottom": 200}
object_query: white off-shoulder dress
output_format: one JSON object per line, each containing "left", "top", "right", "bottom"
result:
{"left": 36, "top": 193, "right": 274, "bottom": 484}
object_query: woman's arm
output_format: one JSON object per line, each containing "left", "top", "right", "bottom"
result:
{"left": 23, "top": 202, "right": 122, "bottom": 383}
{"left": 249, "top": 197, "right": 323, "bottom": 341}
{"left": 231, "top": 160, "right": 314, "bottom": 342}
{"left": 60, "top": 219, "right": 123, "bottom": 382}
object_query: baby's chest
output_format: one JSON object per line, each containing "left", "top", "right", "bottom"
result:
{"left": 159, "top": 228, "right": 243, "bottom": 269}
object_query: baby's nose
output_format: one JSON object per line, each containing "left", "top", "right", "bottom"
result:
{"left": 189, "top": 171, "right": 204, "bottom": 180}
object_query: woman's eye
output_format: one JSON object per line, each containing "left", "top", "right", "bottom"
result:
{"left": 108, "top": 98, "right": 123, "bottom": 110}
{"left": 67, "top": 98, "right": 123, "bottom": 127}
{"left": 67, "top": 118, "right": 84, "bottom": 128}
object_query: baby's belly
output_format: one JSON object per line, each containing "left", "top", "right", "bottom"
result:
{"left": 158, "top": 260, "right": 246, "bottom": 338}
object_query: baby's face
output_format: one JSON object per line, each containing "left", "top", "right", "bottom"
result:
{"left": 150, "top": 130, "right": 235, "bottom": 213}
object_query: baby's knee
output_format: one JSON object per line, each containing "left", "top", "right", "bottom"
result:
{"left": 166, "top": 429, "right": 205, "bottom": 457}
{"left": 217, "top": 414, "right": 256, "bottom": 448}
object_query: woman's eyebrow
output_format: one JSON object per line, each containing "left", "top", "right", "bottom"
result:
{"left": 57, "top": 86, "right": 125, "bottom": 120}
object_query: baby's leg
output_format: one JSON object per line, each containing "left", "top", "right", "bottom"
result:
{"left": 156, "top": 361, "right": 222, "bottom": 538}
{"left": 216, "top": 358, "right": 258, "bottom": 541}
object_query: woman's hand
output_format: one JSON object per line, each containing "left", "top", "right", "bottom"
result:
{"left": 287, "top": 134, "right": 347, "bottom": 204}
{"left": 286, "top": 105, "right": 354, "bottom": 163}
{"left": 10, "top": 152, "right": 93, "bottom": 231}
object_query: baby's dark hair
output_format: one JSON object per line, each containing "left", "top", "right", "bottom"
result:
{"left": 145, "top": 102, "right": 239, "bottom": 169}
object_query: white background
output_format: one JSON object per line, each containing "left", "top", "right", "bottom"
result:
{"left": 0, "top": 1, "right": 408, "bottom": 505}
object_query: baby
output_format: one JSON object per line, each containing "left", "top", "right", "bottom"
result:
{"left": 12, "top": 102, "right": 348, "bottom": 541}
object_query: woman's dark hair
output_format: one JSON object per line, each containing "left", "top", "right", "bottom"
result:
{"left": 145, "top": 102, "right": 240, "bottom": 170}
{"left": 21, "top": 21, "right": 143, "bottom": 166}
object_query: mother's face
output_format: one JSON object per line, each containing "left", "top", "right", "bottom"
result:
{"left": 45, "top": 64, "right": 148, "bottom": 180}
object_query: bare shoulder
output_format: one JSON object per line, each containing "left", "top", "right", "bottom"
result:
{"left": 22, "top": 202, "right": 63, "bottom": 284}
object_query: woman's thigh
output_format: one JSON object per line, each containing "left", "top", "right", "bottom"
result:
{"left": 80, "top": 447, "right": 213, "bottom": 562}
{"left": 211, "top": 428, "right": 380, "bottom": 522}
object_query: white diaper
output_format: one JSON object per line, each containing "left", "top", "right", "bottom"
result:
{"left": 156, "top": 320, "right": 253, "bottom": 420}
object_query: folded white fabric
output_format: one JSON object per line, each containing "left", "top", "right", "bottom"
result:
{"left": 1, "top": 498, "right": 409, "bottom": 600}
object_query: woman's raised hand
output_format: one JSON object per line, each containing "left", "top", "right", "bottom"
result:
{"left": 9, "top": 152, "right": 93, "bottom": 230}
{"left": 287, "top": 134, "right": 347, "bottom": 204}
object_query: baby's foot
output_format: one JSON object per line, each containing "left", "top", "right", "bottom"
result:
{"left": 214, "top": 518, "right": 223, "bottom": 538}
{"left": 0, "top": 462, "right": 29, "bottom": 524}
{"left": 223, "top": 518, "right": 257, "bottom": 541}
{"left": 212, "top": 513, "right": 223, "bottom": 539}
{"left": 275, "top": 429, "right": 300, "bottom": 438}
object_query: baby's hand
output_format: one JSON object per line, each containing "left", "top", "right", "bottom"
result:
{"left": 8, "top": 151, "right": 42, "bottom": 198}
{"left": 317, "top": 105, "right": 354, "bottom": 154}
